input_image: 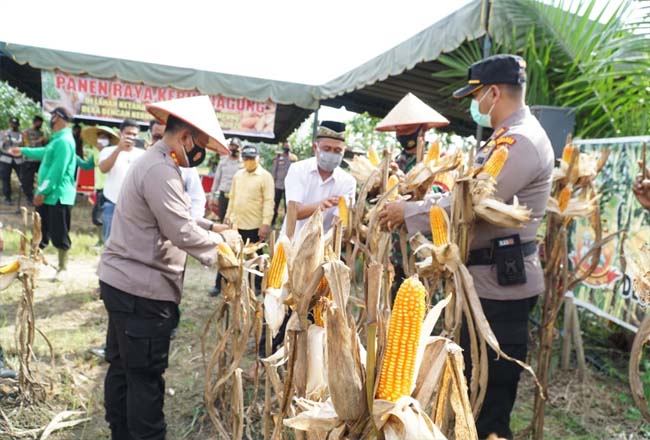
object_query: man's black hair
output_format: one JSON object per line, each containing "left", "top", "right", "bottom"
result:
{"left": 120, "top": 119, "right": 140, "bottom": 132}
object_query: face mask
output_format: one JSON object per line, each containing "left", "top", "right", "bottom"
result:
{"left": 470, "top": 90, "right": 495, "bottom": 128}
{"left": 97, "top": 138, "right": 110, "bottom": 147}
{"left": 244, "top": 159, "right": 258, "bottom": 172}
{"left": 230, "top": 149, "right": 240, "bottom": 157}
{"left": 396, "top": 129, "right": 420, "bottom": 150}
{"left": 317, "top": 149, "right": 343, "bottom": 172}
{"left": 180, "top": 136, "right": 206, "bottom": 168}
{"left": 283, "top": 147, "right": 290, "bottom": 153}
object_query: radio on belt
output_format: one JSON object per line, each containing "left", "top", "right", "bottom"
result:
{"left": 491, "top": 234, "right": 527, "bottom": 286}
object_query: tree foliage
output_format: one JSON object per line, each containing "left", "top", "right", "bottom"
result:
{"left": 0, "top": 81, "right": 46, "bottom": 133}
{"left": 435, "top": 0, "right": 650, "bottom": 138}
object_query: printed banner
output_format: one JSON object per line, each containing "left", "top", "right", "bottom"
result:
{"left": 41, "top": 70, "right": 276, "bottom": 138}
{"left": 570, "top": 139, "right": 650, "bottom": 330}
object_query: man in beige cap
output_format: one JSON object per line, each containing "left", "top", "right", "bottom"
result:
{"left": 97, "top": 95, "right": 236, "bottom": 440}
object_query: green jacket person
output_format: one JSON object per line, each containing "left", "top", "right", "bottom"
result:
{"left": 9, "top": 107, "right": 77, "bottom": 281}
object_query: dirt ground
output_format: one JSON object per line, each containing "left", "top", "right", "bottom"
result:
{"left": 1, "top": 202, "right": 650, "bottom": 439}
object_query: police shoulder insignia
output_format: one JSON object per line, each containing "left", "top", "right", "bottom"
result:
{"left": 492, "top": 126, "right": 509, "bottom": 139}
{"left": 496, "top": 136, "right": 517, "bottom": 147}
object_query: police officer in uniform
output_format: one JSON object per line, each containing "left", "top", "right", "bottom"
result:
{"left": 379, "top": 54, "right": 554, "bottom": 439}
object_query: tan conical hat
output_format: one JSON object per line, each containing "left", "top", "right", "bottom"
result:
{"left": 146, "top": 95, "right": 228, "bottom": 154}
{"left": 81, "top": 125, "right": 119, "bottom": 146}
{"left": 375, "top": 93, "right": 449, "bottom": 132}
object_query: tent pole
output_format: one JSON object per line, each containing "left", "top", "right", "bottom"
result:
{"left": 311, "top": 106, "right": 320, "bottom": 143}
{"left": 475, "top": 0, "right": 492, "bottom": 147}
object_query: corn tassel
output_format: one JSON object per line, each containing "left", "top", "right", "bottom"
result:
{"left": 368, "top": 146, "right": 381, "bottom": 167}
{"left": 482, "top": 146, "right": 509, "bottom": 178}
{"left": 267, "top": 243, "right": 287, "bottom": 289}
{"left": 429, "top": 205, "right": 449, "bottom": 247}
{"left": 338, "top": 196, "right": 349, "bottom": 226}
{"left": 0, "top": 260, "right": 20, "bottom": 275}
{"left": 425, "top": 140, "right": 440, "bottom": 165}
{"left": 376, "top": 276, "right": 427, "bottom": 402}
{"left": 386, "top": 175, "right": 399, "bottom": 201}
{"left": 557, "top": 186, "right": 571, "bottom": 212}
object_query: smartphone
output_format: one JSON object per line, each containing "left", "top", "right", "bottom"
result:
{"left": 131, "top": 138, "right": 145, "bottom": 149}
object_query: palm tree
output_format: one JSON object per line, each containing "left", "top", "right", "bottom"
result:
{"left": 435, "top": 0, "right": 650, "bottom": 138}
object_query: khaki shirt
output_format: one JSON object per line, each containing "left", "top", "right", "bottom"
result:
{"left": 98, "top": 141, "right": 222, "bottom": 304}
{"left": 404, "top": 107, "right": 554, "bottom": 300}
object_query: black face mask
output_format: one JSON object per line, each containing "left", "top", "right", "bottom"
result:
{"left": 283, "top": 147, "right": 290, "bottom": 153}
{"left": 230, "top": 149, "right": 239, "bottom": 157}
{"left": 396, "top": 130, "right": 419, "bottom": 150}
{"left": 183, "top": 137, "right": 206, "bottom": 168}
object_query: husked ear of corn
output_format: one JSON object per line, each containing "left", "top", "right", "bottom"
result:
{"left": 338, "top": 196, "right": 349, "bottom": 226}
{"left": 425, "top": 140, "right": 440, "bottom": 165}
{"left": 557, "top": 185, "right": 571, "bottom": 212}
{"left": 561, "top": 143, "right": 575, "bottom": 164}
{"left": 376, "top": 276, "right": 427, "bottom": 402}
{"left": 429, "top": 205, "right": 449, "bottom": 247}
{"left": 217, "top": 242, "right": 235, "bottom": 258}
{"left": 267, "top": 242, "right": 287, "bottom": 289}
{"left": 0, "top": 260, "right": 20, "bottom": 274}
{"left": 368, "top": 145, "right": 381, "bottom": 167}
{"left": 387, "top": 175, "right": 399, "bottom": 201}
{"left": 482, "top": 146, "right": 509, "bottom": 178}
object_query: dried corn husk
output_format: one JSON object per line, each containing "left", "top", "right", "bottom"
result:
{"left": 217, "top": 243, "right": 241, "bottom": 284}
{"left": 373, "top": 396, "right": 446, "bottom": 440}
{"left": 547, "top": 192, "right": 599, "bottom": 218}
{"left": 288, "top": 209, "right": 324, "bottom": 323}
{"left": 264, "top": 287, "right": 288, "bottom": 337}
{"left": 306, "top": 324, "right": 328, "bottom": 400}
{"left": 470, "top": 177, "right": 532, "bottom": 228}
{"left": 283, "top": 398, "right": 343, "bottom": 433}
{"left": 323, "top": 261, "right": 367, "bottom": 421}
{"left": 403, "top": 152, "right": 461, "bottom": 195}
{"left": 346, "top": 155, "right": 381, "bottom": 190}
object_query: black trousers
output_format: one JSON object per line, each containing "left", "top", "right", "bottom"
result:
{"left": 0, "top": 160, "right": 20, "bottom": 201}
{"left": 214, "top": 229, "right": 259, "bottom": 291}
{"left": 20, "top": 161, "right": 40, "bottom": 201}
{"left": 92, "top": 189, "right": 105, "bottom": 226}
{"left": 272, "top": 188, "right": 285, "bottom": 226}
{"left": 101, "top": 281, "right": 179, "bottom": 440}
{"left": 460, "top": 295, "right": 538, "bottom": 440}
{"left": 37, "top": 202, "right": 72, "bottom": 251}
{"left": 217, "top": 192, "right": 229, "bottom": 222}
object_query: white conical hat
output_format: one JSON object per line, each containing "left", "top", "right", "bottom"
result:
{"left": 146, "top": 95, "right": 228, "bottom": 154}
{"left": 375, "top": 93, "right": 450, "bottom": 132}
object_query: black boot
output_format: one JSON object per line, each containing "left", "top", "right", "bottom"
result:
{"left": 0, "top": 347, "right": 18, "bottom": 380}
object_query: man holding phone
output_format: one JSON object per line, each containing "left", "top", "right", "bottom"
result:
{"left": 98, "top": 119, "right": 145, "bottom": 242}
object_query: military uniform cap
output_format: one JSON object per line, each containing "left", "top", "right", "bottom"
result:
{"left": 453, "top": 54, "right": 527, "bottom": 99}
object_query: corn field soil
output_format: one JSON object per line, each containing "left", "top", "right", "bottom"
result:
{"left": 0, "top": 249, "right": 648, "bottom": 439}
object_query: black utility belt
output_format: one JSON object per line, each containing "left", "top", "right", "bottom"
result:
{"left": 467, "top": 235, "right": 537, "bottom": 286}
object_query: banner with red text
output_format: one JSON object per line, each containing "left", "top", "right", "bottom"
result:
{"left": 41, "top": 70, "right": 277, "bottom": 138}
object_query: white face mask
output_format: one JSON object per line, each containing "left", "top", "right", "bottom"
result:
{"left": 97, "top": 138, "right": 110, "bottom": 147}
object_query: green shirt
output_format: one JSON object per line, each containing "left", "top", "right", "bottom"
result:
{"left": 76, "top": 150, "right": 106, "bottom": 190}
{"left": 22, "top": 127, "right": 77, "bottom": 206}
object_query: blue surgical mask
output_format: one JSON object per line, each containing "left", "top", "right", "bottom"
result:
{"left": 470, "top": 90, "right": 495, "bottom": 128}
{"left": 317, "top": 149, "right": 343, "bottom": 172}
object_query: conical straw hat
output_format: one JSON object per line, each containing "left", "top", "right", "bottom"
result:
{"left": 146, "top": 95, "right": 228, "bottom": 154}
{"left": 375, "top": 93, "right": 449, "bottom": 132}
{"left": 81, "top": 125, "right": 119, "bottom": 146}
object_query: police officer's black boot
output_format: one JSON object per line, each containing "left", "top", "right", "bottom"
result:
{"left": 0, "top": 346, "right": 18, "bottom": 380}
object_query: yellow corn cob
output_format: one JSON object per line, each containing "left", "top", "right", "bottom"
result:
{"left": 0, "top": 260, "right": 20, "bottom": 275}
{"left": 338, "top": 196, "right": 349, "bottom": 226}
{"left": 376, "top": 276, "right": 427, "bottom": 402}
{"left": 386, "top": 175, "right": 399, "bottom": 202}
{"left": 429, "top": 205, "right": 449, "bottom": 247}
{"left": 267, "top": 243, "right": 287, "bottom": 289}
{"left": 482, "top": 146, "right": 509, "bottom": 178}
{"left": 313, "top": 277, "right": 331, "bottom": 327}
{"left": 217, "top": 242, "right": 235, "bottom": 257}
{"left": 368, "top": 146, "right": 380, "bottom": 167}
{"left": 425, "top": 140, "right": 440, "bottom": 165}
{"left": 561, "top": 143, "right": 575, "bottom": 164}
{"left": 557, "top": 186, "right": 571, "bottom": 212}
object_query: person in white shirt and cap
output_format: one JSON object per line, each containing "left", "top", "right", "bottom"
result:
{"left": 280, "top": 120, "right": 356, "bottom": 238}
{"left": 97, "top": 95, "right": 238, "bottom": 440}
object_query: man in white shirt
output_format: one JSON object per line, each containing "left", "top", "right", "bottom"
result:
{"left": 281, "top": 120, "right": 356, "bottom": 238}
{"left": 98, "top": 119, "right": 146, "bottom": 242}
